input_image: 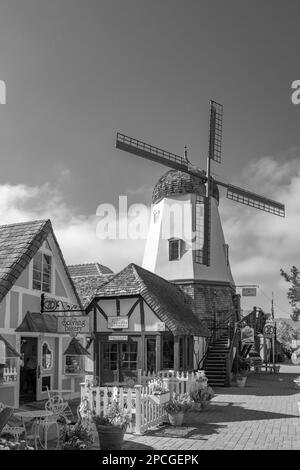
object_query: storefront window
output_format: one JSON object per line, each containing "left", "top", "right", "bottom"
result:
{"left": 64, "top": 355, "right": 84, "bottom": 374}
{"left": 186, "top": 336, "right": 194, "bottom": 369}
{"left": 162, "top": 336, "right": 174, "bottom": 369}
{"left": 42, "top": 342, "right": 53, "bottom": 370}
{"left": 121, "top": 343, "right": 137, "bottom": 370}
{"left": 146, "top": 338, "right": 156, "bottom": 372}
{"left": 179, "top": 337, "right": 184, "bottom": 369}
{"left": 0, "top": 358, "right": 18, "bottom": 383}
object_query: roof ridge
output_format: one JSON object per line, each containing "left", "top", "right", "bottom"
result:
{"left": 0, "top": 219, "right": 50, "bottom": 229}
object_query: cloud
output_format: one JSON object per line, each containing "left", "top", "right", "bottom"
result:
{"left": 0, "top": 151, "right": 299, "bottom": 318}
{"left": 0, "top": 181, "right": 146, "bottom": 273}
{"left": 220, "top": 152, "right": 300, "bottom": 317}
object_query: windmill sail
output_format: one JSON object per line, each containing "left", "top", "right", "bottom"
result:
{"left": 208, "top": 101, "right": 223, "bottom": 164}
{"left": 116, "top": 132, "right": 204, "bottom": 178}
{"left": 215, "top": 180, "right": 285, "bottom": 217}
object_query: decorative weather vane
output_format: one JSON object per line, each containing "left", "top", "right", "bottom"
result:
{"left": 115, "top": 100, "right": 285, "bottom": 266}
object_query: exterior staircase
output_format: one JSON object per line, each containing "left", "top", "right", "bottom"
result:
{"left": 203, "top": 333, "right": 230, "bottom": 387}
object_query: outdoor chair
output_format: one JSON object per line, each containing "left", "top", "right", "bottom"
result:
{"left": 33, "top": 396, "right": 69, "bottom": 449}
{"left": 0, "top": 402, "right": 26, "bottom": 442}
{"left": 0, "top": 407, "right": 13, "bottom": 435}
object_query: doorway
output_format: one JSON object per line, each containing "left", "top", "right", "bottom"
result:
{"left": 101, "top": 341, "right": 138, "bottom": 385}
{"left": 20, "top": 337, "right": 38, "bottom": 404}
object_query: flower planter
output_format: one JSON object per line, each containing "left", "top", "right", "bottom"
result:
{"left": 236, "top": 376, "right": 247, "bottom": 388}
{"left": 149, "top": 392, "right": 170, "bottom": 406}
{"left": 294, "top": 380, "right": 300, "bottom": 390}
{"left": 273, "top": 365, "right": 280, "bottom": 374}
{"left": 168, "top": 412, "right": 184, "bottom": 426}
{"left": 96, "top": 425, "right": 126, "bottom": 450}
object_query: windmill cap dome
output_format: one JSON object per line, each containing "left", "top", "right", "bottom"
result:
{"left": 152, "top": 169, "right": 219, "bottom": 204}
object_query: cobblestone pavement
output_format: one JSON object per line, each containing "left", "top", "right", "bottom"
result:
{"left": 114, "top": 364, "right": 300, "bottom": 451}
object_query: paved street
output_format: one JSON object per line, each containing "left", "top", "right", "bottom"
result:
{"left": 115, "top": 364, "right": 300, "bottom": 451}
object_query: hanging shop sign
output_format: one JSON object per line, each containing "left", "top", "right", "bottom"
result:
{"left": 263, "top": 322, "right": 275, "bottom": 338}
{"left": 108, "top": 335, "right": 128, "bottom": 341}
{"left": 242, "top": 288, "right": 257, "bottom": 297}
{"left": 57, "top": 316, "right": 90, "bottom": 337}
{"left": 108, "top": 316, "right": 129, "bottom": 329}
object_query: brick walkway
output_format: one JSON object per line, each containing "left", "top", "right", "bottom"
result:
{"left": 114, "top": 364, "right": 300, "bottom": 451}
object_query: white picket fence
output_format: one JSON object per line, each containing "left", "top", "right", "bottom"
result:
{"left": 81, "top": 370, "right": 204, "bottom": 434}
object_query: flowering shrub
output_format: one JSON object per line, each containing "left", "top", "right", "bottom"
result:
{"left": 148, "top": 379, "right": 169, "bottom": 395}
{"left": 60, "top": 423, "right": 93, "bottom": 450}
{"left": 0, "top": 438, "right": 34, "bottom": 450}
{"left": 163, "top": 393, "right": 193, "bottom": 414}
{"left": 190, "top": 386, "right": 214, "bottom": 405}
{"left": 93, "top": 401, "right": 130, "bottom": 430}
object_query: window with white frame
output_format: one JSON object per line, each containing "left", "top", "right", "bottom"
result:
{"left": 32, "top": 252, "right": 52, "bottom": 293}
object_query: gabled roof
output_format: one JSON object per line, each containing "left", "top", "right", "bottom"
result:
{"left": 0, "top": 219, "right": 82, "bottom": 307}
{"left": 68, "top": 263, "right": 114, "bottom": 308}
{"left": 64, "top": 338, "right": 90, "bottom": 356}
{"left": 92, "top": 263, "right": 210, "bottom": 337}
{"left": 0, "top": 334, "right": 21, "bottom": 358}
{"left": 68, "top": 263, "right": 113, "bottom": 277}
{"left": 15, "top": 311, "right": 57, "bottom": 333}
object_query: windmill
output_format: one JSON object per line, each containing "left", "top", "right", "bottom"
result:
{"left": 115, "top": 100, "right": 285, "bottom": 270}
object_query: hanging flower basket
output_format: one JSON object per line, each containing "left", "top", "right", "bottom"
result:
{"left": 149, "top": 391, "right": 170, "bottom": 406}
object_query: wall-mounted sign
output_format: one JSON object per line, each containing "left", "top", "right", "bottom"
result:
{"left": 156, "top": 322, "right": 166, "bottom": 331}
{"left": 263, "top": 323, "right": 275, "bottom": 338}
{"left": 108, "top": 335, "right": 128, "bottom": 341}
{"left": 242, "top": 288, "right": 257, "bottom": 297}
{"left": 108, "top": 316, "right": 129, "bottom": 329}
{"left": 57, "top": 316, "right": 90, "bottom": 336}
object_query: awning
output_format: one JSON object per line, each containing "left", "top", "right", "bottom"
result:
{"left": 15, "top": 311, "right": 57, "bottom": 333}
{"left": 0, "top": 334, "right": 21, "bottom": 362}
{"left": 64, "top": 338, "right": 90, "bottom": 356}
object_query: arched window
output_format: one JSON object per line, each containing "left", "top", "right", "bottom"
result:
{"left": 42, "top": 342, "right": 53, "bottom": 370}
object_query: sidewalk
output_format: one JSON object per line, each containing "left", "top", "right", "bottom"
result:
{"left": 111, "top": 364, "right": 300, "bottom": 450}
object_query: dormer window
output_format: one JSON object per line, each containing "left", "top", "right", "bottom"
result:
{"left": 169, "top": 238, "right": 182, "bottom": 261}
{"left": 32, "top": 252, "right": 52, "bottom": 293}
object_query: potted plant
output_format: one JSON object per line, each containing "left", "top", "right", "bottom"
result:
{"left": 190, "top": 385, "right": 214, "bottom": 411}
{"left": 60, "top": 422, "right": 94, "bottom": 450}
{"left": 236, "top": 371, "right": 248, "bottom": 388}
{"left": 190, "top": 371, "right": 208, "bottom": 392}
{"left": 148, "top": 379, "right": 170, "bottom": 405}
{"left": 273, "top": 364, "right": 280, "bottom": 374}
{"left": 163, "top": 393, "right": 192, "bottom": 426}
{"left": 236, "top": 357, "right": 250, "bottom": 387}
{"left": 93, "top": 401, "right": 130, "bottom": 450}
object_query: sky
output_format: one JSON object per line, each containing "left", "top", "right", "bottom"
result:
{"left": 0, "top": 0, "right": 300, "bottom": 317}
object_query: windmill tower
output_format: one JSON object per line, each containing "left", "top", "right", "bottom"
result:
{"left": 116, "top": 101, "right": 285, "bottom": 330}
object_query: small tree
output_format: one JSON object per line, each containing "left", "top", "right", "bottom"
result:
{"left": 280, "top": 266, "right": 300, "bottom": 321}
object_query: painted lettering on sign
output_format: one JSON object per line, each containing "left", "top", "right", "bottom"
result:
{"left": 108, "top": 335, "right": 128, "bottom": 341}
{"left": 108, "top": 316, "right": 129, "bottom": 329}
{"left": 242, "top": 288, "right": 257, "bottom": 297}
{"left": 57, "top": 316, "right": 90, "bottom": 336}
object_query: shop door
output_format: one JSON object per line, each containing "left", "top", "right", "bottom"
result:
{"left": 36, "top": 337, "right": 55, "bottom": 401}
{"left": 101, "top": 341, "right": 138, "bottom": 385}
